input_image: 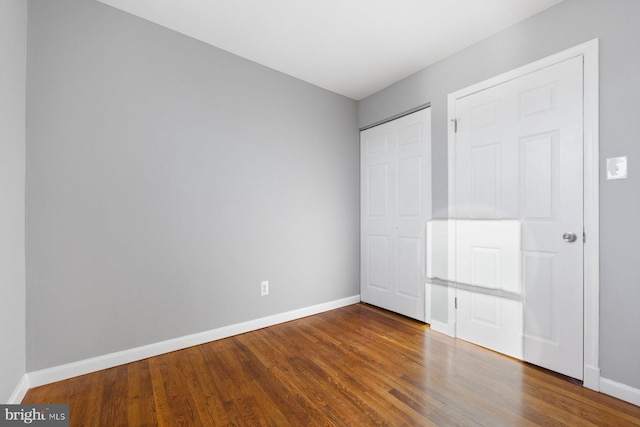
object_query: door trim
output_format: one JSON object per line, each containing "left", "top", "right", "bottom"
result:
{"left": 446, "top": 39, "right": 600, "bottom": 390}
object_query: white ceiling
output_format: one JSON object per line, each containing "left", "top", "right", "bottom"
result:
{"left": 96, "top": 0, "right": 563, "bottom": 100}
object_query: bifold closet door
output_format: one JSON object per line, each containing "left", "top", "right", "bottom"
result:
{"left": 360, "top": 108, "right": 431, "bottom": 322}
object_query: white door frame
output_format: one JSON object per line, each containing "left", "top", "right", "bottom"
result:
{"left": 445, "top": 39, "right": 600, "bottom": 390}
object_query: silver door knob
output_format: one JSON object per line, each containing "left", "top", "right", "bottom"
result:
{"left": 563, "top": 232, "right": 577, "bottom": 243}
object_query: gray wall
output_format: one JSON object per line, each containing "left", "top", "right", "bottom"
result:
{"left": 359, "top": 0, "right": 640, "bottom": 390}
{"left": 26, "top": 0, "right": 359, "bottom": 371}
{"left": 0, "top": 0, "right": 27, "bottom": 403}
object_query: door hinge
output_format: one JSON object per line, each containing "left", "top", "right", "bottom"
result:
{"left": 583, "top": 231, "right": 586, "bottom": 243}
{"left": 454, "top": 297, "right": 458, "bottom": 309}
{"left": 451, "top": 118, "right": 458, "bottom": 133}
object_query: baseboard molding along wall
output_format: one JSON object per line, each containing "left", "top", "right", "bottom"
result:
{"left": 600, "top": 376, "right": 640, "bottom": 407}
{"left": 25, "top": 295, "right": 361, "bottom": 390}
{"left": 14, "top": 295, "right": 640, "bottom": 410}
{"left": 7, "top": 375, "right": 29, "bottom": 404}
{"left": 583, "top": 364, "right": 601, "bottom": 391}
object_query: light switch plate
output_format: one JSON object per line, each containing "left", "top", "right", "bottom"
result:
{"left": 607, "top": 156, "right": 627, "bottom": 180}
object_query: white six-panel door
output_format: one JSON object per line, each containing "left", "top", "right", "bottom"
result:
{"left": 452, "top": 56, "right": 584, "bottom": 379}
{"left": 361, "top": 108, "right": 431, "bottom": 322}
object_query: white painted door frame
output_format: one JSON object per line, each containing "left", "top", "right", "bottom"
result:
{"left": 445, "top": 39, "right": 600, "bottom": 390}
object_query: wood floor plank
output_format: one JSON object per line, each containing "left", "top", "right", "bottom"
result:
{"left": 127, "top": 360, "right": 158, "bottom": 427}
{"left": 147, "top": 354, "right": 179, "bottom": 426}
{"left": 240, "top": 325, "right": 380, "bottom": 425}
{"left": 22, "top": 303, "right": 640, "bottom": 426}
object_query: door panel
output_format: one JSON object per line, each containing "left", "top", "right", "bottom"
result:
{"left": 367, "top": 134, "right": 389, "bottom": 155}
{"left": 470, "top": 143, "right": 501, "bottom": 218}
{"left": 361, "top": 108, "right": 431, "bottom": 322}
{"left": 397, "top": 156, "right": 422, "bottom": 217}
{"left": 367, "top": 235, "right": 389, "bottom": 290}
{"left": 367, "top": 164, "right": 389, "bottom": 217}
{"left": 521, "top": 133, "right": 556, "bottom": 218}
{"left": 454, "top": 219, "right": 523, "bottom": 359}
{"left": 452, "top": 56, "right": 584, "bottom": 379}
{"left": 457, "top": 288, "right": 523, "bottom": 359}
{"left": 523, "top": 252, "right": 556, "bottom": 340}
{"left": 397, "top": 237, "right": 422, "bottom": 298}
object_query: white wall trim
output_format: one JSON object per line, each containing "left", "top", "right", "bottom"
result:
{"left": 581, "top": 39, "right": 600, "bottom": 392}
{"left": 447, "top": 39, "right": 600, "bottom": 388}
{"left": 583, "top": 365, "right": 601, "bottom": 393}
{"left": 7, "top": 375, "right": 29, "bottom": 404}
{"left": 600, "top": 377, "right": 640, "bottom": 407}
{"left": 424, "top": 282, "right": 432, "bottom": 324}
{"left": 27, "top": 295, "right": 361, "bottom": 389}
{"left": 429, "top": 319, "right": 455, "bottom": 337}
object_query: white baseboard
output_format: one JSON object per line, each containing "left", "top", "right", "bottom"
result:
{"left": 583, "top": 364, "right": 601, "bottom": 391}
{"left": 7, "top": 374, "right": 29, "bottom": 404}
{"left": 28, "top": 295, "right": 361, "bottom": 389}
{"left": 600, "top": 376, "right": 640, "bottom": 407}
{"left": 27, "top": 295, "right": 640, "bottom": 410}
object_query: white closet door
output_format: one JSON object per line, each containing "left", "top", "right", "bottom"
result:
{"left": 452, "top": 56, "right": 584, "bottom": 379}
{"left": 361, "top": 108, "right": 431, "bottom": 322}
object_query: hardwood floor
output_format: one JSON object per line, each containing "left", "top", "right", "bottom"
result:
{"left": 23, "top": 303, "right": 640, "bottom": 426}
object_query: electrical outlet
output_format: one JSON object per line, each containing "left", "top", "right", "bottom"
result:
{"left": 261, "top": 280, "right": 269, "bottom": 296}
{"left": 607, "top": 156, "right": 628, "bottom": 180}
